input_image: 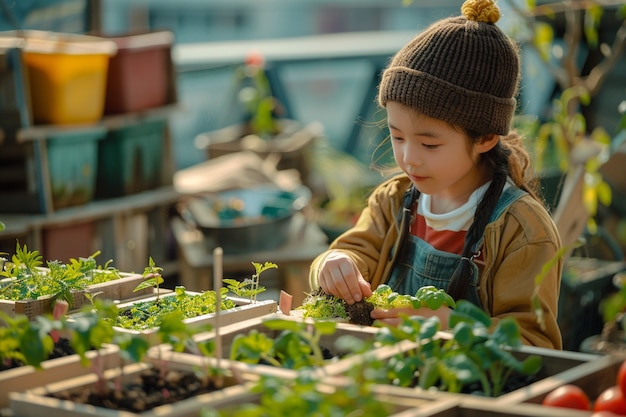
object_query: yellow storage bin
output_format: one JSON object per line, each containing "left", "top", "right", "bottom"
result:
{"left": 0, "top": 30, "right": 117, "bottom": 125}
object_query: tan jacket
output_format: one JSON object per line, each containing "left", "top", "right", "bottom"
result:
{"left": 310, "top": 175, "right": 563, "bottom": 349}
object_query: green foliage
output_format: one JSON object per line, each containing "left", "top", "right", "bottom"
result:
{"left": 201, "top": 373, "right": 394, "bottom": 417}
{"left": 599, "top": 273, "right": 626, "bottom": 327}
{"left": 367, "top": 284, "right": 456, "bottom": 310}
{"left": 297, "top": 292, "right": 349, "bottom": 320}
{"left": 529, "top": 87, "right": 612, "bottom": 232}
{"left": 298, "top": 284, "right": 455, "bottom": 320}
{"left": 0, "top": 244, "right": 121, "bottom": 308}
{"left": 229, "top": 317, "right": 338, "bottom": 369}
{"left": 0, "top": 311, "right": 55, "bottom": 369}
{"left": 68, "top": 298, "right": 119, "bottom": 366}
{"left": 223, "top": 261, "right": 276, "bottom": 302}
{"left": 531, "top": 245, "right": 568, "bottom": 330}
{"left": 114, "top": 286, "right": 236, "bottom": 331}
{"left": 362, "top": 301, "right": 542, "bottom": 397}
{"left": 134, "top": 257, "right": 165, "bottom": 302}
{"left": 234, "top": 54, "right": 279, "bottom": 139}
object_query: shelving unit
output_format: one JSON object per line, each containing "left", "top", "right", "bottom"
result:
{"left": 0, "top": 26, "right": 181, "bottom": 275}
{"left": 0, "top": 105, "right": 181, "bottom": 274}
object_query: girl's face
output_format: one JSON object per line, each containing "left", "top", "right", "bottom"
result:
{"left": 387, "top": 101, "right": 496, "bottom": 209}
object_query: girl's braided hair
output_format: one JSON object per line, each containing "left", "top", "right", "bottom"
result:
{"left": 446, "top": 130, "right": 541, "bottom": 300}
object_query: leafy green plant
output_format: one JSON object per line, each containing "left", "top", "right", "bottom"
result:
{"left": 0, "top": 311, "right": 56, "bottom": 370}
{"left": 201, "top": 372, "right": 395, "bottom": 417}
{"left": 298, "top": 284, "right": 455, "bottom": 320}
{"left": 115, "top": 286, "right": 236, "bottom": 331}
{"left": 115, "top": 260, "right": 274, "bottom": 331}
{"left": 367, "top": 284, "right": 456, "bottom": 310}
{"left": 229, "top": 317, "right": 339, "bottom": 369}
{"left": 504, "top": 0, "right": 625, "bottom": 233}
{"left": 362, "top": 300, "right": 543, "bottom": 397}
{"left": 133, "top": 257, "right": 165, "bottom": 302}
{"left": 0, "top": 243, "right": 121, "bottom": 308}
{"left": 223, "top": 261, "right": 277, "bottom": 302}
{"left": 234, "top": 51, "right": 280, "bottom": 140}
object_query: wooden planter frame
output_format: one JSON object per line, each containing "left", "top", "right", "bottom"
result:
{"left": 104, "top": 295, "right": 278, "bottom": 346}
{"left": 0, "top": 271, "right": 151, "bottom": 320}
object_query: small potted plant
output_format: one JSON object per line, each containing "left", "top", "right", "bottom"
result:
{"left": 194, "top": 50, "right": 322, "bottom": 187}
{"left": 0, "top": 243, "right": 151, "bottom": 320}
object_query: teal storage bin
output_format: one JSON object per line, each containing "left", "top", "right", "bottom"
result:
{"left": 96, "top": 119, "right": 166, "bottom": 198}
{"left": 45, "top": 127, "right": 106, "bottom": 210}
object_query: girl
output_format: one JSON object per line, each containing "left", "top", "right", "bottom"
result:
{"left": 309, "top": 0, "right": 563, "bottom": 349}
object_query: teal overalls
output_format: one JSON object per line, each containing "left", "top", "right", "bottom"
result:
{"left": 386, "top": 186, "right": 527, "bottom": 307}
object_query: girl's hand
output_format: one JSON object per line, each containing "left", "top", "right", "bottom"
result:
{"left": 318, "top": 251, "right": 372, "bottom": 304}
{"left": 370, "top": 306, "right": 451, "bottom": 330}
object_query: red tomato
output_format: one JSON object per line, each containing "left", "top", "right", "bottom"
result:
{"left": 542, "top": 384, "right": 591, "bottom": 410}
{"left": 594, "top": 386, "right": 626, "bottom": 415}
{"left": 618, "top": 360, "right": 626, "bottom": 398}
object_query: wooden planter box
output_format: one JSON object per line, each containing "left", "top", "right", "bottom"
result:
{"left": 9, "top": 353, "right": 257, "bottom": 417}
{"left": 325, "top": 332, "right": 604, "bottom": 405}
{"left": 161, "top": 314, "right": 383, "bottom": 378}
{"left": 0, "top": 344, "right": 121, "bottom": 409}
{"left": 193, "top": 377, "right": 460, "bottom": 417}
{"left": 402, "top": 396, "right": 593, "bottom": 417}
{"left": 497, "top": 352, "right": 623, "bottom": 406}
{"left": 108, "top": 295, "right": 278, "bottom": 346}
{"left": 0, "top": 272, "right": 151, "bottom": 320}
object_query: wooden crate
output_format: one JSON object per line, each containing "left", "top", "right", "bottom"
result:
{"left": 9, "top": 355, "right": 254, "bottom": 417}
{"left": 0, "top": 344, "right": 121, "bottom": 409}
{"left": 103, "top": 295, "right": 278, "bottom": 346}
{"left": 0, "top": 272, "right": 151, "bottom": 320}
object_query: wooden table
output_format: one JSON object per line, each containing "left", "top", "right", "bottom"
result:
{"left": 171, "top": 212, "right": 329, "bottom": 307}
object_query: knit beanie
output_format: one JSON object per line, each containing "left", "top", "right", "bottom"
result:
{"left": 378, "top": 0, "right": 519, "bottom": 135}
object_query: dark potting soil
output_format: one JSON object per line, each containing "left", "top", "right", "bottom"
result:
{"left": 0, "top": 337, "right": 75, "bottom": 371}
{"left": 345, "top": 300, "right": 375, "bottom": 326}
{"left": 48, "top": 367, "right": 222, "bottom": 413}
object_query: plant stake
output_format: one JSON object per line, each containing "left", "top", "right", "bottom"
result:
{"left": 213, "top": 247, "right": 223, "bottom": 386}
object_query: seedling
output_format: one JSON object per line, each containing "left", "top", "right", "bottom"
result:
{"left": 133, "top": 257, "right": 165, "bottom": 302}
{"left": 229, "top": 317, "right": 338, "bottom": 369}
{"left": 0, "top": 311, "right": 56, "bottom": 370}
{"left": 0, "top": 243, "right": 121, "bottom": 309}
{"left": 223, "top": 261, "right": 277, "bottom": 302}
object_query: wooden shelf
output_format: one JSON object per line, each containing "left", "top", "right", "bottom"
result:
{"left": 1, "top": 186, "right": 181, "bottom": 230}
{"left": 11, "top": 104, "right": 182, "bottom": 143}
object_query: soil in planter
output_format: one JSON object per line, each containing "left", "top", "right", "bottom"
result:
{"left": 461, "top": 372, "right": 541, "bottom": 396}
{"left": 49, "top": 367, "right": 222, "bottom": 413}
{"left": 0, "top": 337, "right": 75, "bottom": 371}
{"left": 381, "top": 358, "right": 542, "bottom": 397}
{"left": 344, "top": 300, "right": 375, "bottom": 326}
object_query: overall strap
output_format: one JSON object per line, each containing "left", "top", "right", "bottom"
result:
{"left": 471, "top": 186, "right": 527, "bottom": 254}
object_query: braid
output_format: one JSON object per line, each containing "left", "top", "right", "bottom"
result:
{"left": 447, "top": 141, "right": 510, "bottom": 300}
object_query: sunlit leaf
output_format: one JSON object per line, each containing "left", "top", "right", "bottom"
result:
{"left": 584, "top": 6, "right": 603, "bottom": 48}
{"left": 533, "top": 22, "right": 554, "bottom": 61}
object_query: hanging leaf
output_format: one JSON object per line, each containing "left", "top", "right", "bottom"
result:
{"left": 584, "top": 6, "right": 603, "bottom": 49}
{"left": 597, "top": 180, "right": 613, "bottom": 207}
{"left": 532, "top": 22, "right": 554, "bottom": 61}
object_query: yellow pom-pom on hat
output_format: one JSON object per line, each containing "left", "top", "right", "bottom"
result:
{"left": 461, "top": 0, "right": 501, "bottom": 24}
{"left": 378, "top": 0, "right": 519, "bottom": 136}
